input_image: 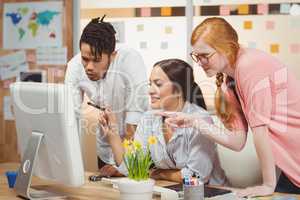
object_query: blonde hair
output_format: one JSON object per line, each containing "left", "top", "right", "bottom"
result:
{"left": 191, "top": 17, "right": 240, "bottom": 128}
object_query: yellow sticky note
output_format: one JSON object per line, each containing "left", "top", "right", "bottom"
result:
{"left": 165, "top": 26, "right": 173, "bottom": 34}
{"left": 238, "top": 5, "right": 249, "bottom": 15}
{"left": 270, "top": 44, "right": 279, "bottom": 53}
{"left": 161, "top": 7, "right": 172, "bottom": 16}
{"left": 137, "top": 24, "right": 144, "bottom": 32}
{"left": 244, "top": 21, "right": 252, "bottom": 29}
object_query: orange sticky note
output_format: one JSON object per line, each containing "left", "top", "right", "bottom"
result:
{"left": 161, "top": 7, "right": 172, "bottom": 16}
{"left": 270, "top": 44, "right": 279, "bottom": 53}
{"left": 238, "top": 5, "right": 249, "bottom": 15}
{"left": 220, "top": 5, "right": 230, "bottom": 16}
{"left": 244, "top": 21, "right": 253, "bottom": 29}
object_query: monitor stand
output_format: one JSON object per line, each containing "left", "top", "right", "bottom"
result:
{"left": 15, "top": 132, "right": 66, "bottom": 200}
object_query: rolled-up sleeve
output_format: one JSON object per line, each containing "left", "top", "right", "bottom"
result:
{"left": 64, "top": 54, "right": 84, "bottom": 118}
{"left": 125, "top": 111, "right": 143, "bottom": 125}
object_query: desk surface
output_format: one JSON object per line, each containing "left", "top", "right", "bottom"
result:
{"left": 0, "top": 163, "right": 179, "bottom": 200}
{"left": 1, "top": 163, "right": 299, "bottom": 200}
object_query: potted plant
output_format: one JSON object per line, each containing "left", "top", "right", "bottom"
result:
{"left": 117, "top": 136, "right": 157, "bottom": 200}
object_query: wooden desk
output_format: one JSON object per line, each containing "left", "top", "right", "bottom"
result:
{"left": 1, "top": 163, "right": 299, "bottom": 200}
{"left": 0, "top": 163, "right": 176, "bottom": 200}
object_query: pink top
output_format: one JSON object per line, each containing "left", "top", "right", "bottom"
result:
{"left": 227, "top": 48, "right": 300, "bottom": 187}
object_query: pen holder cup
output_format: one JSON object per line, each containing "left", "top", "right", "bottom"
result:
{"left": 183, "top": 182, "right": 204, "bottom": 200}
{"left": 5, "top": 171, "right": 18, "bottom": 188}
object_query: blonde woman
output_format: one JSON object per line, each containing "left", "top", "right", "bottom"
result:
{"left": 160, "top": 17, "right": 300, "bottom": 197}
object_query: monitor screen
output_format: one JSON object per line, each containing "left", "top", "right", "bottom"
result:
{"left": 10, "top": 82, "right": 85, "bottom": 199}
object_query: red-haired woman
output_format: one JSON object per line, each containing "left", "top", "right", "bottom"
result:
{"left": 160, "top": 17, "right": 300, "bottom": 197}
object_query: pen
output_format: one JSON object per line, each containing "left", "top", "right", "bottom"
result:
{"left": 87, "top": 102, "right": 105, "bottom": 111}
{"left": 89, "top": 174, "right": 110, "bottom": 182}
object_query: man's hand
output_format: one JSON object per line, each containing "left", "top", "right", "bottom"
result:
{"left": 150, "top": 168, "right": 163, "bottom": 180}
{"left": 99, "top": 165, "right": 124, "bottom": 177}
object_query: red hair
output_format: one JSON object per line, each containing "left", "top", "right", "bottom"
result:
{"left": 191, "top": 17, "right": 240, "bottom": 128}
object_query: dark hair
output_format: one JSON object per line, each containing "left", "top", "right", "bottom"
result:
{"left": 153, "top": 59, "right": 207, "bottom": 110}
{"left": 79, "top": 15, "right": 116, "bottom": 60}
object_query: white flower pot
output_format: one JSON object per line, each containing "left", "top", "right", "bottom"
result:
{"left": 117, "top": 178, "right": 155, "bottom": 200}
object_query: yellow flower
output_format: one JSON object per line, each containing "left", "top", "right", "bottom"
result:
{"left": 126, "top": 145, "right": 134, "bottom": 155}
{"left": 148, "top": 135, "right": 157, "bottom": 145}
{"left": 133, "top": 140, "right": 142, "bottom": 150}
{"left": 123, "top": 139, "right": 131, "bottom": 150}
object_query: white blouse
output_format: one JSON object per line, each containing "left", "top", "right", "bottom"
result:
{"left": 118, "top": 102, "right": 228, "bottom": 185}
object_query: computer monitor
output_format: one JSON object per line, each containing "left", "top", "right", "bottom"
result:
{"left": 10, "top": 82, "right": 84, "bottom": 200}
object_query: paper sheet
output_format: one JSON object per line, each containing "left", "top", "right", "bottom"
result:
{"left": 36, "top": 47, "right": 67, "bottom": 65}
{"left": 3, "top": 79, "right": 15, "bottom": 89}
{"left": 0, "top": 51, "right": 28, "bottom": 80}
{"left": 3, "top": 96, "right": 15, "bottom": 121}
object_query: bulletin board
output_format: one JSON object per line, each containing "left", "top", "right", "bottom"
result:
{"left": 0, "top": 0, "right": 73, "bottom": 162}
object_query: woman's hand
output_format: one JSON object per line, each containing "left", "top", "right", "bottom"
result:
{"left": 158, "top": 112, "right": 211, "bottom": 130}
{"left": 98, "top": 108, "right": 125, "bottom": 166}
{"left": 157, "top": 112, "right": 196, "bottom": 128}
{"left": 98, "top": 108, "right": 118, "bottom": 140}
{"left": 235, "top": 185, "right": 275, "bottom": 198}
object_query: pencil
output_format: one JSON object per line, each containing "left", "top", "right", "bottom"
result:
{"left": 87, "top": 102, "right": 105, "bottom": 111}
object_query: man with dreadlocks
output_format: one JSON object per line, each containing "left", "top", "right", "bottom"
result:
{"left": 65, "top": 16, "right": 148, "bottom": 176}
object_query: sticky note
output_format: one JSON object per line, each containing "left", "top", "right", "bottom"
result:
{"left": 238, "top": 5, "right": 249, "bottom": 15}
{"left": 165, "top": 26, "right": 173, "bottom": 34}
{"left": 266, "top": 20, "right": 275, "bottom": 30}
{"left": 220, "top": 5, "right": 230, "bottom": 16}
{"left": 141, "top": 7, "right": 151, "bottom": 17}
{"left": 248, "top": 42, "right": 256, "bottom": 49}
{"left": 290, "top": 4, "right": 300, "bottom": 16}
{"left": 3, "top": 79, "right": 14, "bottom": 89}
{"left": 290, "top": 43, "right": 300, "bottom": 53}
{"left": 290, "top": 18, "right": 300, "bottom": 28}
{"left": 270, "top": 44, "right": 279, "bottom": 53}
{"left": 160, "top": 42, "right": 168, "bottom": 50}
{"left": 161, "top": 7, "right": 172, "bottom": 16}
{"left": 137, "top": 24, "right": 144, "bottom": 32}
{"left": 280, "top": 3, "right": 291, "bottom": 14}
{"left": 257, "top": 4, "right": 268, "bottom": 15}
{"left": 139, "top": 41, "right": 147, "bottom": 49}
{"left": 244, "top": 21, "right": 252, "bottom": 30}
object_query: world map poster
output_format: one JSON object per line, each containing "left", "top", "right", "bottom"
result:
{"left": 3, "top": 1, "right": 63, "bottom": 49}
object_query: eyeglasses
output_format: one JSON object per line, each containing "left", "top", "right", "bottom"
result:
{"left": 190, "top": 51, "right": 216, "bottom": 65}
